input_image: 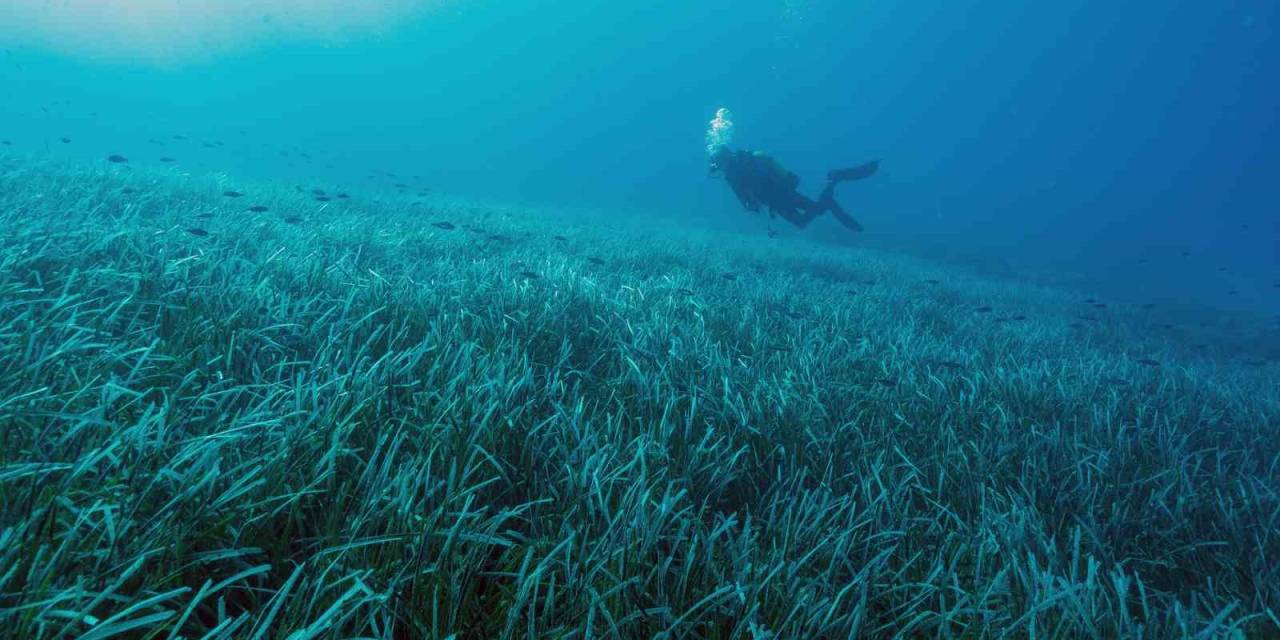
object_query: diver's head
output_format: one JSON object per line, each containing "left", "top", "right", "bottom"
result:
{"left": 709, "top": 146, "right": 733, "bottom": 175}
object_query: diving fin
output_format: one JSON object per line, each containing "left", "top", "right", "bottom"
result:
{"left": 828, "top": 202, "right": 864, "bottom": 232}
{"left": 828, "top": 160, "right": 880, "bottom": 183}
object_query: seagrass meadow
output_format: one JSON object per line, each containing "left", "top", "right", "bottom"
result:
{"left": 1, "top": 156, "right": 1278, "bottom": 638}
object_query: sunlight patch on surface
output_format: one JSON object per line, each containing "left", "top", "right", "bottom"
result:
{"left": 0, "top": 0, "right": 441, "bottom": 64}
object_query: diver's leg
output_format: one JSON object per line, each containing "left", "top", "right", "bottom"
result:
{"left": 785, "top": 194, "right": 825, "bottom": 229}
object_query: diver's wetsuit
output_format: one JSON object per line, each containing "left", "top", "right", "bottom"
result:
{"left": 712, "top": 148, "right": 877, "bottom": 232}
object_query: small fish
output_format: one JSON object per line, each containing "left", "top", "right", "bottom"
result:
{"left": 1216, "top": 266, "right": 1227, "bottom": 272}
{"left": 934, "top": 360, "right": 965, "bottom": 370}
{"left": 487, "top": 234, "right": 511, "bottom": 241}
{"left": 767, "top": 229, "right": 779, "bottom": 238}
{"left": 1135, "top": 358, "right": 1160, "bottom": 367}
{"left": 107, "top": 154, "right": 128, "bottom": 163}
{"left": 675, "top": 288, "right": 695, "bottom": 296}
{"left": 171, "top": 134, "right": 187, "bottom": 140}
{"left": 1180, "top": 251, "right": 1191, "bottom": 257}
{"left": 765, "top": 345, "right": 792, "bottom": 353}
{"left": 121, "top": 187, "right": 137, "bottom": 195}
{"left": 587, "top": 257, "right": 605, "bottom": 265}
{"left": 201, "top": 142, "right": 216, "bottom": 149}
{"left": 874, "top": 378, "right": 897, "bottom": 388}
{"left": 195, "top": 212, "right": 215, "bottom": 219}
{"left": 553, "top": 235, "right": 567, "bottom": 241}
{"left": 185, "top": 227, "right": 209, "bottom": 237}
{"left": 394, "top": 183, "right": 409, "bottom": 189}
{"left": 1068, "top": 322, "right": 1084, "bottom": 329}
{"left": 247, "top": 205, "right": 269, "bottom": 213}
{"left": 1137, "top": 258, "right": 1149, "bottom": 264}
{"left": 283, "top": 216, "right": 303, "bottom": 224}
{"left": 974, "top": 306, "right": 993, "bottom": 313}
{"left": 1102, "top": 377, "right": 1130, "bottom": 387}
{"left": 1083, "top": 298, "right": 1096, "bottom": 304}
{"left": 785, "top": 311, "right": 805, "bottom": 320}
{"left": 1228, "top": 290, "right": 1239, "bottom": 296}
{"left": 845, "top": 289, "right": 857, "bottom": 295}
{"left": 1243, "top": 359, "right": 1268, "bottom": 367}
{"left": 721, "top": 273, "right": 738, "bottom": 281}
{"left": 311, "top": 189, "right": 326, "bottom": 196}
{"left": 925, "top": 279, "right": 940, "bottom": 285}
{"left": 314, "top": 196, "right": 331, "bottom": 202}
{"left": 223, "top": 190, "right": 244, "bottom": 198}
{"left": 336, "top": 193, "right": 350, "bottom": 199}
{"left": 1093, "top": 303, "right": 1108, "bottom": 309}
{"left": 432, "top": 221, "right": 455, "bottom": 230}
{"left": 159, "top": 157, "right": 176, "bottom": 163}
{"left": 517, "top": 271, "right": 541, "bottom": 280}
{"left": 1141, "top": 303, "right": 1157, "bottom": 309}
{"left": 1010, "top": 315, "right": 1028, "bottom": 321}
{"left": 1, "top": 140, "right": 11, "bottom": 146}
{"left": 60, "top": 137, "right": 71, "bottom": 143}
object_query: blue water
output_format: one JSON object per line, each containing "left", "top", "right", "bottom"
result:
{"left": 2, "top": 0, "right": 1276, "bottom": 317}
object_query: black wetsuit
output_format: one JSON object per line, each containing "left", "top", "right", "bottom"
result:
{"left": 712, "top": 148, "right": 877, "bottom": 232}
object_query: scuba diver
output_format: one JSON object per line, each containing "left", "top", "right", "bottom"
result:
{"left": 710, "top": 147, "right": 879, "bottom": 232}
{"left": 705, "top": 107, "right": 877, "bottom": 232}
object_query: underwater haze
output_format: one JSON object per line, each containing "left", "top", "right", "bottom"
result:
{"left": 2, "top": 0, "right": 1279, "bottom": 637}
{"left": 3, "top": 0, "right": 1278, "bottom": 314}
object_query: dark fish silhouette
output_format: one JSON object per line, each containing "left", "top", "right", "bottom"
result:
{"left": 785, "top": 311, "right": 805, "bottom": 320}
{"left": 1141, "top": 303, "right": 1157, "bottom": 309}
{"left": 846, "top": 289, "right": 857, "bottom": 295}
{"left": 107, "top": 154, "right": 128, "bottom": 163}
{"left": 314, "top": 196, "right": 331, "bottom": 202}
{"left": 311, "top": 189, "right": 325, "bottom": 195}
{"left": 767, "top": 229, "right": 779, "bottom": 238}
{"left": 336, "top": 193, "right": 350, "bottom": 199}
{"left": 517, "top": 271, "right": 541, "bottom": 280}
{"left": 159, "top": 157, "right": 176, "bottom": 163}
{"left": 874, "top": 378, "right": 897, "bottom": 388}
{"left": 223, "top": 190, "right": 244, "bottom": 198}
{"left": 675, "top": 288, "right": 695, "bottom": 296}
{"left": 1102, "top": 377, "right": 1130, "bottom": 387}
{"left": 283, "top": 216, "right": 303, "bottom": 224}
{"left": 1135, "top": 358, "right": 1160, "bottom": 367}
{"left": 553, "top": 235, "right": 567, "bottom": 241}
{"left": 925, "top": 279, "right": 940, "bottom": 284}
{"left": 394, "top": 183, "right": 408, "bottom": 188}
{"left": 171, "top": 135, "right": 186, "bottom": 140}
{"left": 247, "top": 205, "right": 269, "bottom": 213}
{"left": 60, "top": 137, "right": 71, "bottom": 143}
{"left": 974, "top": 306, "right": 993, "bottom": 313}
{"left": 195, "top": 212, "right": 215, "bottom": 219}
{"left": 934, "top": 360, "right": 965, "bottom": 371}
{"left": 721, "top": 273, "right": 737, "bottom": 281}
{"left": 1093, "top": 303, "right": 1108, "bottom": 309}
{"left": 432, "top": 221, "right": 455, "bottom": 230}
{"left": 2, "top": 140, "right": 11, "bottom": 146}
{"left": 185, "top": 227, "right": 209, "bottom": 237}
{"left": 587, "top": 257, "right": 605, "bottom": 265}
{"left": 121, "top": 188, "right": 137, "bottom": 195}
